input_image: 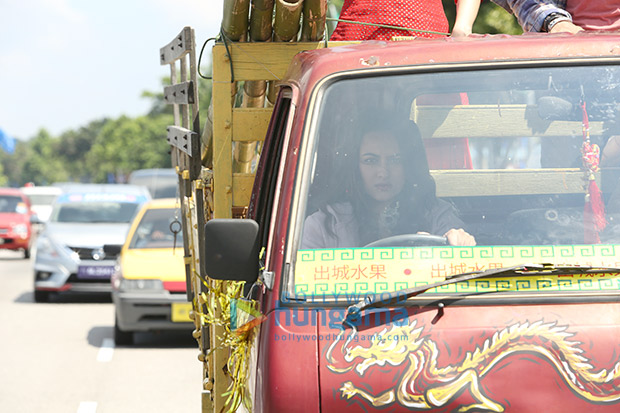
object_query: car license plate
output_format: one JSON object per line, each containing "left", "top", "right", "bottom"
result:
{"left": 171, "top": 302, "right": 193, "bottom": 323}
{"left": 77, "top": 265, "right": 115, "bottom": 279}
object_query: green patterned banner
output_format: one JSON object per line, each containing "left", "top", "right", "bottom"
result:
{"left": 294, "top": 245, "right": 620, "bottom": 296}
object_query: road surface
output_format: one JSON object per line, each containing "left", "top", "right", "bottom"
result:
{"left": 0, "top": 250, "right": 201, "bottom": 413}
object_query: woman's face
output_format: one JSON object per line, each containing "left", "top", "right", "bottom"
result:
{"left": 358, "top": 131, "right": 405, "bottom": 208}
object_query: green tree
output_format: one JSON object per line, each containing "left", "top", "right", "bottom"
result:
{"left": 57, "top": 119, "right": 110, "bottom": 183}
{"left": 86, "top": 114, "right": 173, "bottom": 183}
{"left": 0, "top": 144, "right": 15, "bottom": 185}
{"left": 443, "top": 0, "right": 522, "bottom": 35}
{"left": 0, "top": 139, "right": 28, "bottom": 186}
{"left": 20, "top": 129, "right": 69, "bottom": 185}
{"left": 0, "top": 161, "right": 8, "bottom": 186}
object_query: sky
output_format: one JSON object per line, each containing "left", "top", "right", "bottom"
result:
{"left": 0, "top": 0, "right": 222, "bottom": 141}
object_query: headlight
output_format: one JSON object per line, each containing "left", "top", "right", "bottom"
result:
{"left": 36, "top": 235, "right": 76, "bottom": 260}
{"left": 12, "top": 224, "right": 28, "bottom": 237}
{"left": 111, "top": 262, "right": 122, "bottom": 290}
{"left": 36, "top": 235, "right": 60, "bottom": 257}
{"left": 119, "top": 278, "right": 163, "bottom": 292}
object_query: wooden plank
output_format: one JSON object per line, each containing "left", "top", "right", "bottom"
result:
{"left": 209, "top": 41, "right": 357, "bottom": 215}
{"left": 212, "top": 41, "right": 357, "bottom": 82}
{"left": 211, "top": 81, "right": 234, "bottom": 218}
{"left": 232, "top": 108, "right": 271, "bottom": 142}
{"left": 232, "top": 173, "right": 256, "bottom": 206}
{"left": 432, "top": 168, "right": 596, "bottom": 197}
{"left": 193, "top": 183, "right": 206, "bottom": 288}
{"left": 169, "top": 63, "right": 180, "bottom": 125}
{"left": 164, "top": 81, "right": 195, "bottom": 105}
{"left": 160, "top": 26, "right": 193, "bottom": 65}
{"left": 186, "top": 27, "right": 201, "bottom": 180}
{"left": 413, "top": 104, "right": 608, "bottom": 139}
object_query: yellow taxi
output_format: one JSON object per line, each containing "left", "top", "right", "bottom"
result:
{"left": 110, "top": 198, "right": 193, "bottom": 345}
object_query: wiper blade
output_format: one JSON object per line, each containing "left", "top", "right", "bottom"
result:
{"left": 343, "top": 263, "right": 620, "bottom": 324}
{"left": 446, "top": 263, "right": 620, "bottom": 279}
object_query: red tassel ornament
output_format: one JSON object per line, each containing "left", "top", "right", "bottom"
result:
{"left": 581, "top": 101, "right": 606, "bottom": 244}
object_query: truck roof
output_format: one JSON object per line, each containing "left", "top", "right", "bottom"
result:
{"left": 284, "top": 32, "right": 620, "bottom": 87}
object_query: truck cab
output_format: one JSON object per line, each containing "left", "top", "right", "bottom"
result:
{"left": 166, "top": 30, "right": 620, "bottom": 412}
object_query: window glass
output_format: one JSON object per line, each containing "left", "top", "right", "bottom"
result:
{"left": 129, "top": 208, "right": 183, "bottom": 249}
{"left": 292, "top": 64, "right": 620, "bottom": 300}
{"left": 0, "top": 195, "right": 26, "bottom": 213}
{"left": 52, "top": 202, "right": 140, "bottom": 223}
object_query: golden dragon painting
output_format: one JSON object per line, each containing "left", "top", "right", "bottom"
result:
{"left": 325, "top": 319, "right": 620, "bottom": 412}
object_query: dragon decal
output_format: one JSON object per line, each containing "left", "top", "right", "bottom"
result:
{"left": 325, "top": 320, "right": 620, "bottom": 412}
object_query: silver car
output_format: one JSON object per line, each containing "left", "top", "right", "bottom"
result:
{"left": 33, "top": 184, "right": 150, "bottom": 302}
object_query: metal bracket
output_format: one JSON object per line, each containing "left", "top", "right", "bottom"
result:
{"left": 167, "top": 125, "right": 197, "bottom": 155}
{"left": 262, "top": 271, "right": 275, "bottom": 290}
{"left": 164, "top": 81, "right": 195, "bottom": 105}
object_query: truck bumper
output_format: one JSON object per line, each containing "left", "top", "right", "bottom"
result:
{"left": 113, "top": 290, "right": 193, "bottom": 332}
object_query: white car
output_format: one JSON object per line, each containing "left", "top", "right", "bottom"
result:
{"left": 20, "top": 185, "right": 62, "bottom": 223}
{"left": 128, "top": 169, "right": 177, "bottom": 199}
{"left": 33, "top": 184, "right": 150, "bottom": 302}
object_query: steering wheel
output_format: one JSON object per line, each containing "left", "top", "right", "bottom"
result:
{"left": 364, "top": 234, "right": 448, "bottom": 248}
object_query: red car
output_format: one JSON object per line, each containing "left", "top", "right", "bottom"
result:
{"left": 0, "top": 188, "right": 36, "bottom": 258}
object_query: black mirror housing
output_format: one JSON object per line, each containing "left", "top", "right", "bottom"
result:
{"left": 204, "top": 219, "right": 259, "bottom": 282}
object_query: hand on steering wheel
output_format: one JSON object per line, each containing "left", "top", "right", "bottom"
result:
{"left": 443, "top": 228, "right": 476, "bottom": 246}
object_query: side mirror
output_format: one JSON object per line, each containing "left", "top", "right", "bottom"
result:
{"left": 30, "top": 214, "right": 42, "bottom": 225}
{"left": 204, "top": 219, "right": 259, "bottom": 282}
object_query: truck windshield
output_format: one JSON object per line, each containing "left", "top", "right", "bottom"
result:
{"left": 293, "top": 63, "right": 620, "bottom": 302}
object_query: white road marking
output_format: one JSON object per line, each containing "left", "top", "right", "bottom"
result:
{"left": 77, "top": 401, "right": 97, "bottom": 413}
{"left": 96, "top": 338, "right": 115, "bottom": 362}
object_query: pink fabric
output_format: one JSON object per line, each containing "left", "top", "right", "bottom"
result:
{"left": 418, "top": 94, "right": 473, "bottom": 170}
{"left": 330, "top": 0, "right": 449, "bottom": 41}
{"left": 568, "top": 0, "right": 620, "bottom": 31}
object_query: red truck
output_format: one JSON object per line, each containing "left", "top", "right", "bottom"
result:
{"left": 162, "top": 24, "right": 620, "bottom": 412}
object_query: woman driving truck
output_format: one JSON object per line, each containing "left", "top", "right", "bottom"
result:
{"left": 301, "top": 118, "right": 475, "bottom": 249}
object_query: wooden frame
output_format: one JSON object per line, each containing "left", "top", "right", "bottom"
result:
{"left": 432, "top": 168, "right": 595, "bottom": 197}
{"left": 413, "top": 104, "right": 611, "bottom": 140}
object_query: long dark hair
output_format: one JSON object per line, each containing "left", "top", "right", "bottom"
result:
{"left": 320, "top": 117, "right": 438, "bottom": 243}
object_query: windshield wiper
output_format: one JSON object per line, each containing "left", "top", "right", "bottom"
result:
{"left": 344, "top": 263, "right": 620, "bottom": 323}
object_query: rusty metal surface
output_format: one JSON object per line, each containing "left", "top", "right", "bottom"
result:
{"left": 282, "top": 33, "right": 620, "bottom": 93}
